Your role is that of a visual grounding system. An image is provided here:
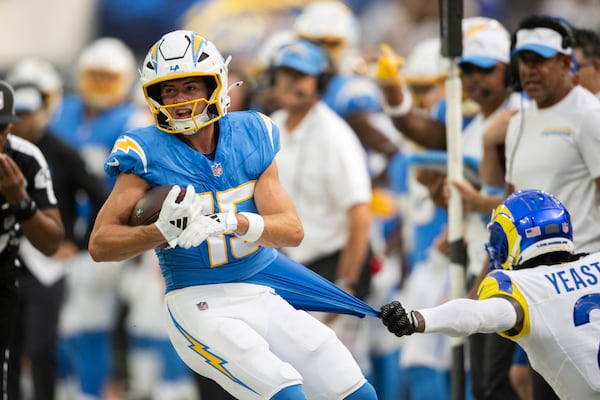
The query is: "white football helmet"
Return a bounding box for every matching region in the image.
[403,38,450,86]
[140,30,231,135]
[6,57,63,113]
[461,17,511,66]
[293,1,359,66]
[77,37,136,110]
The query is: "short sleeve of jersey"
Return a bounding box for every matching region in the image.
[241,112,280,176]
[323,75,382,117]
[104,127,155,180]
[477,270,531,338]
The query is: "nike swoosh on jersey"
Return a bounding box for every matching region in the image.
[106,158,120,167]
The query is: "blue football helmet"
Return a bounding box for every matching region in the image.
[485,189,574,270]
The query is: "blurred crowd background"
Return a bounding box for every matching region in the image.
[2,1,600,400]
[1,0,599,87]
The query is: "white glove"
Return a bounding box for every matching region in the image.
[177,210,238,249]
[154,185,197,248]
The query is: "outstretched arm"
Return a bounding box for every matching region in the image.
[376,44,447,150]
[381,297,519,338]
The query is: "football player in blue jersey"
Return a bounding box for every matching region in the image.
[380,189,600,400]
[89,30,379,400]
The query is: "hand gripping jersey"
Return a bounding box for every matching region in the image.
[105,111,279,291]
[478,254,600,400]
[105,111,379,319]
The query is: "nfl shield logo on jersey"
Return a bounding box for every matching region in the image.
[211,162,223,177]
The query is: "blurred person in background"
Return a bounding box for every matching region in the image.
[293,0,402,172]
[269,37,374,390]
[48,37,152,400]
[6,58,63,118]
[246,29,297,115]
[292,5,404,396]
[5,58,108,400]
[573,27,600,98]
[0,79,65,399]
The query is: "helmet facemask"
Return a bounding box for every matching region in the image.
[144,74,223,135]
[485,206,522,270]
[140,31,232,135]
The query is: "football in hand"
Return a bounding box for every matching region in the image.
[129,185,186,226]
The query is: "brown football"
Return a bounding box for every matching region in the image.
[129,185,186,226]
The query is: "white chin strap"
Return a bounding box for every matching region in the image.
[171,107,212,136]
[149,97,213,134]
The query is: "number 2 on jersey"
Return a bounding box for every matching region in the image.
[573,293,600,369]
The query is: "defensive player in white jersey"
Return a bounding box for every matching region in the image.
[88,30,378,400]
[380,189,600,400]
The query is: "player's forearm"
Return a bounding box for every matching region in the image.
[20,208,65,256]
[471,192,504,215]
[480,141,506,188]
[251,213,304,248]
[345,112,400,156]
[417,297,517,337]
[89,224,165,261]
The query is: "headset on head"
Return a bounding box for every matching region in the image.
[555,17,576,49]
[508,16,575,92]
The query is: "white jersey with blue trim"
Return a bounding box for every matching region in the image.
[478,254,600,400]
[104,111,279,291]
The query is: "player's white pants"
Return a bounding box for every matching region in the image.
[164,283,367,400]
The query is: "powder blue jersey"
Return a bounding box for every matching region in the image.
[105,111,280,291]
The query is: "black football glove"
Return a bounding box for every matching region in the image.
[380,300,416,337]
